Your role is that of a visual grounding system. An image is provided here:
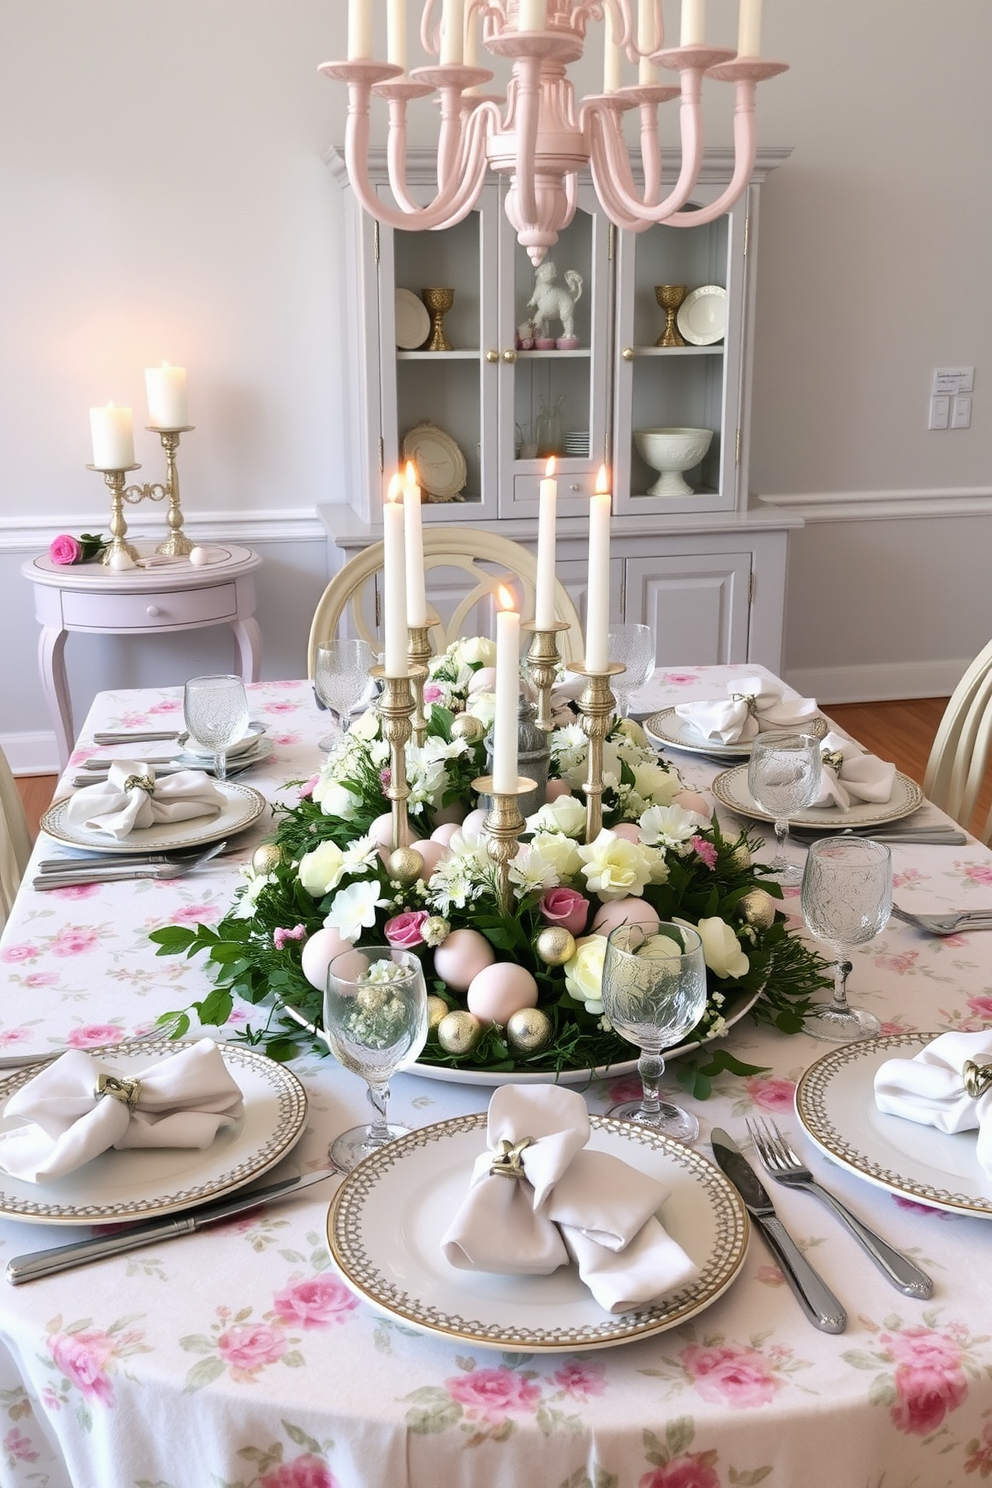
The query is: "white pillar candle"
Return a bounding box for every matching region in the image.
[89,402,134,469]
[517,0,547,29]
[492,586,520,794]
[145,363,188,429]
[603,23,623,92]
[383,475,408,677]
[535,456,558,630]
[403,461,427,629]
[464,0,478,66]
[348,0,374,59]
[680,0,706,45]
[387,0,407,69]
[737,0,761,56]
[638,0,659,84]
[440,0,465,63]
[584,466,612,672]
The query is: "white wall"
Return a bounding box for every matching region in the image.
[1,1,990,766]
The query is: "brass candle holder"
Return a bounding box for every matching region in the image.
[88,425,195,564]
[372,667,418,852]
[572,661,627,843]
[407,624,433,747]
[522,620,570,732]
[472,774,537,915]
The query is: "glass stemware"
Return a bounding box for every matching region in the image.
[608,623,655,719]
[323,946,429,1171]
[801,836,891,1042]
[747,730,823,885]
[314,639,373,752]
[182,674,249,781]
[600,920,707,1142]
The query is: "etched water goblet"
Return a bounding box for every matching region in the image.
[422,287,454,351]
[323,946,429,1171]
[182,674,249,781]
[747,730,823,885]
[654,284,688,346]
[608,623,655,719]
[314,639,373,752]
[801,836,891,1042]
[601,920,708,1142]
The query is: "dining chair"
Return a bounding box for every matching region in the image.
[0,745,32,932]
[923,636,992,843]
[307,525,584,676]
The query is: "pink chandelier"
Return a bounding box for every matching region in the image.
[321,1,787,264]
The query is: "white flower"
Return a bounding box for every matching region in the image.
[298,840,347,896]
[340,833,380,878]
[455,636,497,668]
[577,830,658,901]
[349,708,381,741]
[526,794,586,838]
[675,915,750,979]
[508,843,559,895]
[324,880,388,942]
[464,690,496,730]
[527,831,584,880]
[631,760,681,807]
[615,718,649,748]
[312,779,363,820]
[562,934,608,1014]
[638,803,706,850]
[231,867,276,919]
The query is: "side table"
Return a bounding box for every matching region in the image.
[22,543,263,767]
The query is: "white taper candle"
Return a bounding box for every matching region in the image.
[737,0,762,56]
[347,0,374,59]
[440,0,465,63]
[638,0,659,84]
[387,0,407,68]
[403,461,427,629]
[584,467,612,673]
[535,456,558,631]
[383,474,408,677]
[680,0,706,46]
[493,586,520,794]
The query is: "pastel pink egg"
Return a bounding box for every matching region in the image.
[467,963,539,1025]
[674,790,712,819]
[590,897,660,937]
[611,822,641,842]
[433,928,496,992]
[410,839,448,878]
[369,811,408,848]
[546,779,573,800]
[460,807,489,839]
[300,926,354,991]
[468,667,497,694]
[431,821,461,846]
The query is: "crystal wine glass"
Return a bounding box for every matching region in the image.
[600,920,708,1142]
[608,623,655,719]
[182,674,249,781]
[747,730,823,885]
[323,946,429,1171]
[314,639,373,752]
[800,836,891,1042]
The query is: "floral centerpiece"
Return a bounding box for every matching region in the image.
[151,639,829,1092]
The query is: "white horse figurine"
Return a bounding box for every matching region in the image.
[526,261,583,344]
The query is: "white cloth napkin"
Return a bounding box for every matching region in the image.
[64,760,227,840]
[813,730,896,810]
[0,1038,245,1183]
[874,1030,992,1179]
[673,676,819,744]
[440,1086,699,1313]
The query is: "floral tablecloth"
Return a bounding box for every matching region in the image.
[1,667,992,1488]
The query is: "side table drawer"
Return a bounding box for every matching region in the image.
[61,582,239,632]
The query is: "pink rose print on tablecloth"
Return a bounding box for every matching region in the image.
[50,926,101,957]
[217,1323,289,1378]
[147,698,182,715]
[182,1301,306,1391]
[445,1367,543,1425]
[169,902,224,927]
[548,1360,607,1401]
[640,1456,721,1488]
[262,700,302,715]
[964,1420,992,1477]
[48,883,102,900]
[2,1427,39,1467]
[845,1317,975,1437]
[960,863,992,887]
[43,1317,151,1413]
[658,672,701,687]
[874,950,920,975]
[743,1075,796,1112]
[271,733,302,746]
[678,1343,784,1407]
[0,943,40,965]
[967,993,992,1021]
[66,1024,125,1048]
[260,1455,339,1488]
[638,1421,761,1488]
[270,1276,359,1330]
[893,868,927,889]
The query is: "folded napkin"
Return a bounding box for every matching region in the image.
[673,676,819,745]
[440,1086,699,1313]
[874,1031,992,1179]
[0,1038,244,1183]
[813,730,896,810]
[64,760,227,840]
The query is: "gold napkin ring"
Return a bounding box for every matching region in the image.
[730,692,759,716]
[490,1136,534,1179]
[962,1059,992,1099]
[122,774,155,794]
[821,749,844,773]
[96,1073,142,1111]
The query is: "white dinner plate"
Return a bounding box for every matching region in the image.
[644,708,828,760]
[327,1112,748,1351]
[0,1040,308,1224]
[676,285,727,345]
[795,1033,992,1218]
[711,765,923,831]
[40,781,267,855]
[179,721,267,760]
[173,739,274,775]
[395,288,430,350]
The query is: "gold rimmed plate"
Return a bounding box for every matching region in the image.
[327,1112,748,1352]
[711,765,923,831]
[645,708,828,760]
[41,781,267,855]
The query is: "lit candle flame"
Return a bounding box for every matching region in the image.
[497,583,517,611]
[545,455,556,477]
[595,463,611,496]
[386,471,404,504]
[404,459,420,491]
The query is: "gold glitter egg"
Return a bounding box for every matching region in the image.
[535,927,576,966]
[728,843,752,872]
[506,1007,552,1053]
[386,846,425,883]
[450,713,485,745]
[738,889,776,930]
[437,1010,482,1055]
[251,843,283,875]
[426,995,449,1032]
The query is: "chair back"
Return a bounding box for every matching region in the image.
[924,637,992,842]
[308,526,583,676]
[0,747,32,932]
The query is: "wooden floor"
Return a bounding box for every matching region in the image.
[13,696,953,840]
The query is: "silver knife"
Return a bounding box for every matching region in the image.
[6,1169,337,1284]
[711,1128,846,1333]
[92,731,181,745]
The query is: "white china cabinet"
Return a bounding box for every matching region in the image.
[320,146,800,671]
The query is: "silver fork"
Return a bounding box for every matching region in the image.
[32,839,228,890]
[890,904,992,935]
[746,1118,933,1298]
[0,1015,187,1071]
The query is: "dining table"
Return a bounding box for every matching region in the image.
[1,664,991,1488]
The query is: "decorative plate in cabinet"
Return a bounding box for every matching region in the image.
[402,423,468,502]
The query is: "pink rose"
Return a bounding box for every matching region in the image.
[50,927,100,957]
[445,1367,542,1424]
[963,864,992,885]
[551,1361,606,1399]
[967,994,992,1019]
[170,903,223,926]
[0,944,38,964]
[680,1343,781,1407]
[299,774,319,798]
[423,683,444,704]
[49,534,82,565]
[744,1075,796,1112]
[882,1326,962,1374]
[384,910,429,949]
[50,1330,117,1406]
[539,886,590,936]
[217,1322,288,1372]
[260,1456,338,1488]
[271,1275,359,1329]
[2,1427,39,1464]
[67,1024,124,1048]
[891,1362,968,1435]
[639,1453,720,1488]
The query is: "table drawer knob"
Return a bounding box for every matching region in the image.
[146,605,161,617]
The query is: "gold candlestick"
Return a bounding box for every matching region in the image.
[407,625,433,747]
[153,427,195,557]
[572,661,627,843]
[88,465,142,565]
[88,424,195,563]
[372,667,417,851]
[472,774,536,915]
[522,620,570,733]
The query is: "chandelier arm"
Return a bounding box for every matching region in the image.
[639,101,662,204]
[512,53,542,232]
[661,79,757,227]
[561,170,579,231]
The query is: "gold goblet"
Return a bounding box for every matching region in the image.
[655,284,688,347]
[422,287,455,351]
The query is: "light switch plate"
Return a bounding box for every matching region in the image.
[929,395,950,430]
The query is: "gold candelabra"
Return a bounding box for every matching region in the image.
[522,620,570,733]
[88,425,195,564]
[372,668,418,852]
[407,625,433,747]
[573,661,627,843]
[471,774,536,916]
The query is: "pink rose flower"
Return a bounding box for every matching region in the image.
[880,1327,968,1435]
[384,910,429,948]
[273,924,307,951]
[680,1343,781,1407]
[445,1367,542,1424]
[744,1075,796,1112]
[639,1453,721,1488]
[691,837,718,870]
[539,886,590,936]
[259,1456,338,1488]
[148,699,182,714]
[299,774,319,799]
[50,927,100,957]
[0,944,38,963]
[2,1427,38,1464]
[967,994,992,1019]
[963,864,992,885]
[217,1322,288,1372]
[271,1275,359,1329]
[50,1330,117,1406]
[423,683,444,704]
[20,972,59,988]
[49,534,82,565]
[169,903,222,926]
[50,883,102,899]
[67,1024,124,1048]
[551,1361,606,1400]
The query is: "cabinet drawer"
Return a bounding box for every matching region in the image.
[512,468,599,505]
[62,583,239,632]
